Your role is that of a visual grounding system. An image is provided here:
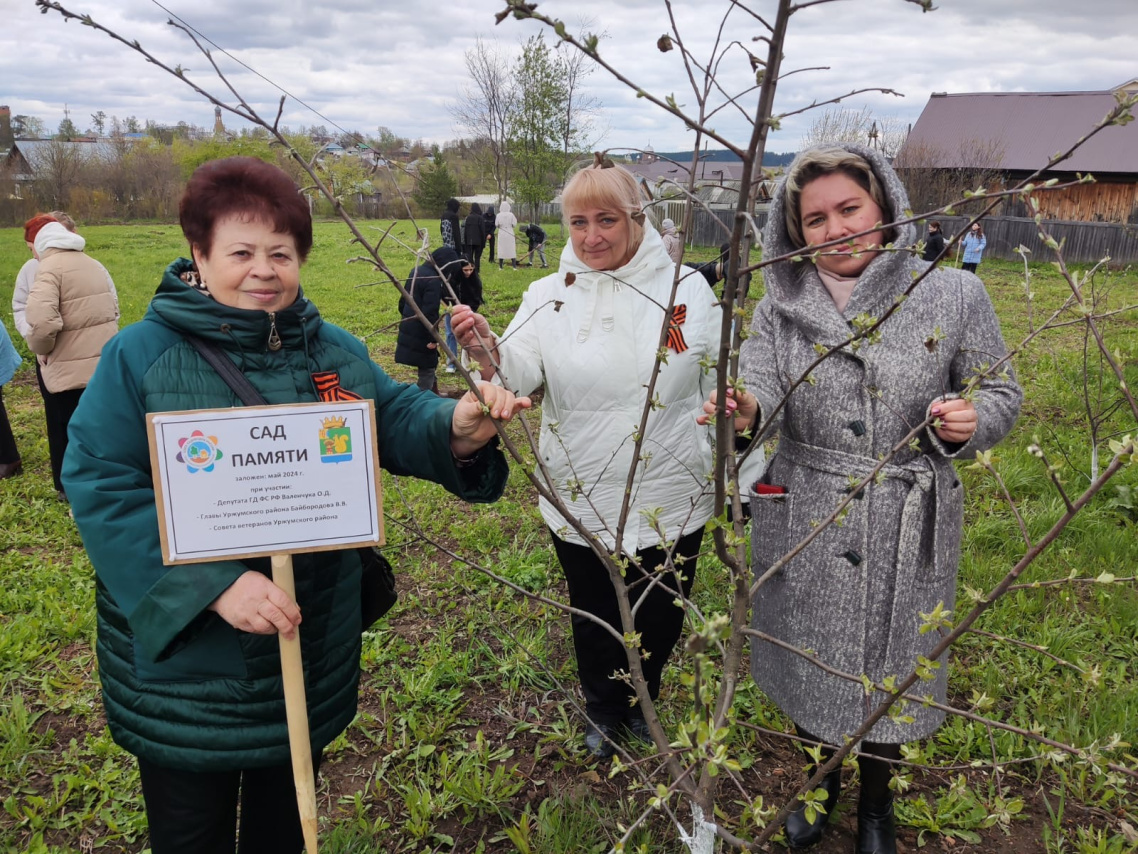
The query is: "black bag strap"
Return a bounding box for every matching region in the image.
[184,335,268,407]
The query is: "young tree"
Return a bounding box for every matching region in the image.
[453,37,517,200]
[510,33,567,221]
[893,136,1007,216]
[29,138,87,207]
[554,22,606,156]
[12,114,47,138]
[800,104,908,158]
[55,116,80,141]
[412,155,458,218]
[89,110,108,136]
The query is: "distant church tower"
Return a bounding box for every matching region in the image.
[213,106,226,137]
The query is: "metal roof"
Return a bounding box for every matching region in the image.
[9,139,126,165]
[898,90,1138,174]
[630,158,746,186]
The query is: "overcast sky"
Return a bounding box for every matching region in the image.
[2,0,1135,154]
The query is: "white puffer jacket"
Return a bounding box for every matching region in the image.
[494,225,757,552]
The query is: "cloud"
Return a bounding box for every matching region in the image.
[2,0,1133,153]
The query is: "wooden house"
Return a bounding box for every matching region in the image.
[896,80,1138,223]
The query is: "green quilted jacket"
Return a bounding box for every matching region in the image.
[62,259,507,771]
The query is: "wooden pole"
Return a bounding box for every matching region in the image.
[271,553,319,853]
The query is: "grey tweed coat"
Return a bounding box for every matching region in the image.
[740,143,1022,745]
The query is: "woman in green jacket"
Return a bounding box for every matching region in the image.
[62,157,529,854]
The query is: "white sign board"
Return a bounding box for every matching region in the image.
[147,401,382,564]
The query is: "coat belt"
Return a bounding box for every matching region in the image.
[777,437,939,576]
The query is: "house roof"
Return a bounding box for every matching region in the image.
[899,90,1138,174]
[630,158,745,186]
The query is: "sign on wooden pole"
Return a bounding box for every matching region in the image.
[146,399,384,853]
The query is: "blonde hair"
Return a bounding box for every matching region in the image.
[783,147,893,249]
[561,164,646,253]
[48,210,77,232]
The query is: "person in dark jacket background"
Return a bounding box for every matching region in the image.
[463,203,487,273]
[457,259,483,315]
[483,205,497,264]
[396,247,466,391]
[922,220,946,263]
[62,158,528,854]
[684,241,731,291]
[440,197,462,252]
[522,222,548,268]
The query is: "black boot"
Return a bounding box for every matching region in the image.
[784,727,841,848]
[583,721,618,759]
[499,259,503,270]
[623,707,652,743]
[857,745,899,854]
[785,768,841,848]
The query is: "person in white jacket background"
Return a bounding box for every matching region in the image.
[453,161,759,758]
[12,211,119,498]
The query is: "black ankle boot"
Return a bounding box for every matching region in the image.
[857,792,895,854]
[583,722,618,759]
[623,708,652,743]
[784,767,841,848]
[857,744,899,854]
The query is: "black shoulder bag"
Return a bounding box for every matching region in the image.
[184,335,398,631]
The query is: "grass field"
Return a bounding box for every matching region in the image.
[1,220,1136,853]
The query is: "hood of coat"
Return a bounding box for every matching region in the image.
[35,222,85,255]
[430,246,466,289]
[761,142,918,344]
[499,201,511,214]
[556,222,674,343]
[559,219,671,282]
[149,258,322,351]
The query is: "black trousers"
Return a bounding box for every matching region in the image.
[962,261,979,273]
[550,527,703,725]
[37,362,84,493]
[137,753,322,854]
[0,387,19,465]
[464,242,485,273]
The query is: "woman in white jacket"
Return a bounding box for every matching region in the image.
[454,161,747,758]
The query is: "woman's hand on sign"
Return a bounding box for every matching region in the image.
[450,381,531,458]
[209,570,302,639]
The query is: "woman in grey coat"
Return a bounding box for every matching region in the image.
[707,144,1021,853]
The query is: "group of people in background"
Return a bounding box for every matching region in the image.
[3,211,119,498]
[396,196,552,387]
[2,147,1018,854]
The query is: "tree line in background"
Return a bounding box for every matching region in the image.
[6,69,1009,230]
[3,28,603,227]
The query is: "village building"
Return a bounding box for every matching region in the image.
[897,80,1138,224]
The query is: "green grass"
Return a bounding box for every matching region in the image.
[1,223,1136,852]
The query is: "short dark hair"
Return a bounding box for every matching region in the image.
[179,157,313,262]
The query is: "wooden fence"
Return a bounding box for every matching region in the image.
[927,216,1138,265]
[667,205,1138,264]
[527,201,1138,265]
